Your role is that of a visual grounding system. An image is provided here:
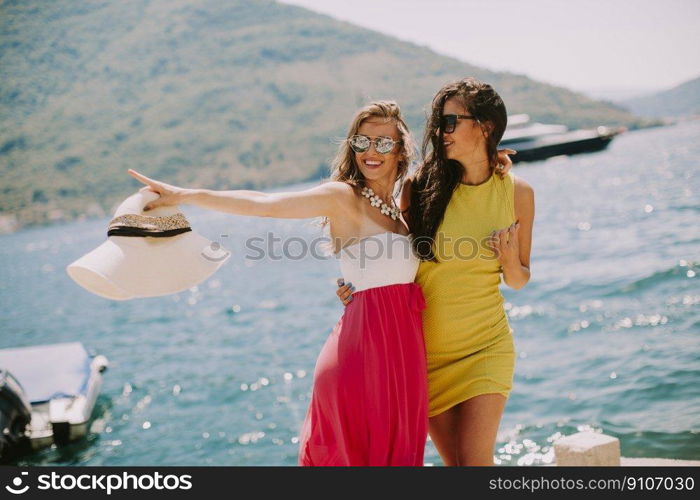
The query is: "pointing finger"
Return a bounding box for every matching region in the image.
[128,169,155,186]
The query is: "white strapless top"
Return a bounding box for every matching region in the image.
[337,232,419,292]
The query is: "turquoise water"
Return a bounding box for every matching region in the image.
[1,121,698,466]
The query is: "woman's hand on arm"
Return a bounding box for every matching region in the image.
[488,176,534,289]
[127,169,350,219]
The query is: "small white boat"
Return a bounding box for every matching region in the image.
[0,342,108,461]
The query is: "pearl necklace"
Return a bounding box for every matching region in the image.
[361,186,400,221]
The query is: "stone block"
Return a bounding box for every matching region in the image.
[554,432,621,466]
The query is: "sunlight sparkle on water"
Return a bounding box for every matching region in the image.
[237,431,265,445]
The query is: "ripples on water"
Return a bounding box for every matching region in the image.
[1,121,698,465]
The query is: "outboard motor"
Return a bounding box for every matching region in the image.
[0,368,32,462]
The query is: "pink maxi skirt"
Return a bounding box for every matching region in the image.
[298,282,428,466]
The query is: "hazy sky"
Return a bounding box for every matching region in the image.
[281,0,699,98]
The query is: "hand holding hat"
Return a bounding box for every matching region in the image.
[127,169,191,211]
[65,173,231,301]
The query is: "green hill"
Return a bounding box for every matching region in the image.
[0,0,649,232]
[620,76,700,118]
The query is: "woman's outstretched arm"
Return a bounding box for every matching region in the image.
[127,169,351,220]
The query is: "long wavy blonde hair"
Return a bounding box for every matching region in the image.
[321,100,415,228]
[330,101,415,189]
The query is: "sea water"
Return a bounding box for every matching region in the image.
[1,120,698,465]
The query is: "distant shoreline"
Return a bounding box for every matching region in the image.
[1,119,694,237]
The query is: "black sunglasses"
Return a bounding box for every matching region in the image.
[348,135,401,154]
[440,114,476,134]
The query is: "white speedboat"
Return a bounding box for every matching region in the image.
[0,342,108,461]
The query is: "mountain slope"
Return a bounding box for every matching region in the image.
[0,0,648,231]
[620,76,700,118]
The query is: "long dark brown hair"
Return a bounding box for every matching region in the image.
[408,77,507,261]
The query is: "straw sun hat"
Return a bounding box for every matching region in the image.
[66,190,230,300]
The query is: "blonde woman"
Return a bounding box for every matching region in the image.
[128,101,429,466]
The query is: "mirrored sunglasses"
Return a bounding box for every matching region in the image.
[348,135,401,154]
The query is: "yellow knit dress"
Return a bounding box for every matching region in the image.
[415,170,517,417]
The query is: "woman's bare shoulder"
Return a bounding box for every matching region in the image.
[512,175,535,220]
[312,180,358,205]
[512,175,534,198]
[320,180,358,197]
